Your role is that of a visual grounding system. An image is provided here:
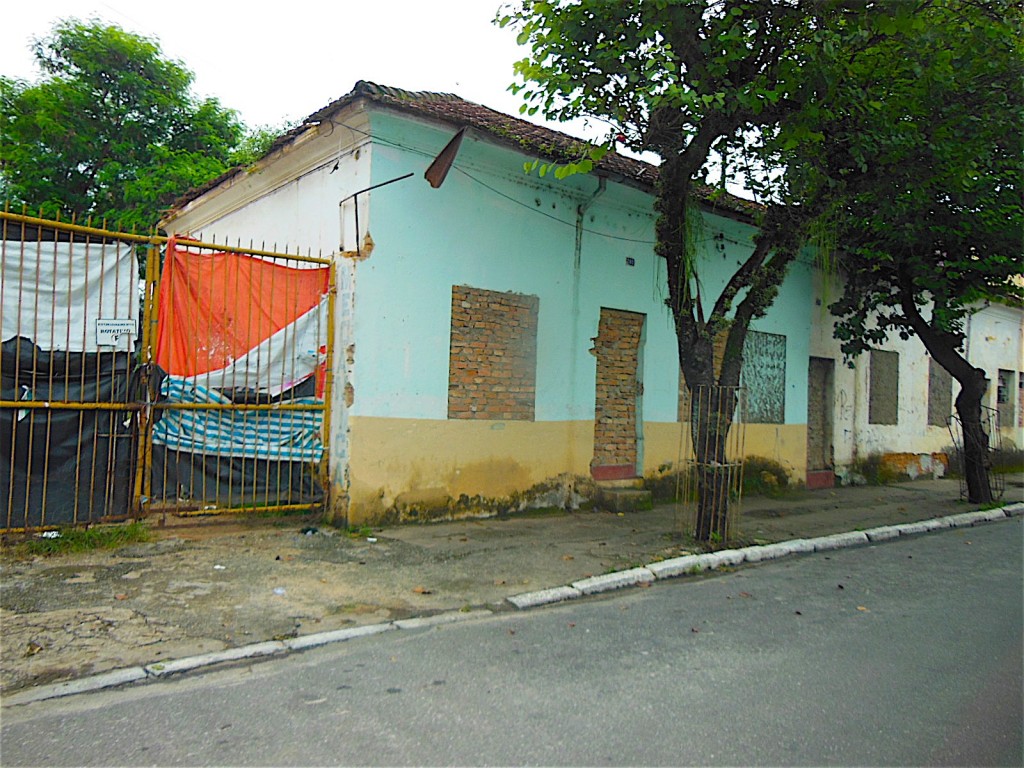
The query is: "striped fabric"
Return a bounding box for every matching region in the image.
[152,378,323,462]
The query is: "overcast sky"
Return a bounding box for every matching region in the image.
[2,0,613,143]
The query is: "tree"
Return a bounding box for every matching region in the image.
[794,1,1023,503]
[500,0,908,541]
[0,19,244,230]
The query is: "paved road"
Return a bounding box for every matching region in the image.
[3,519,1021,766]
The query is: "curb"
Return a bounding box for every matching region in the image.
[1,608,492,708]
[506,503,1018,609]
[4,502,1019,708]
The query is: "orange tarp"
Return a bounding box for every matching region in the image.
[154,239,329,378]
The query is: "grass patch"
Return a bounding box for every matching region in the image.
[8,521,150,557]
[345,524,375,539]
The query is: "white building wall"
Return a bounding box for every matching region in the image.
[809,266,1023,473]
[160,115,375,517]
[965,303,1024,449]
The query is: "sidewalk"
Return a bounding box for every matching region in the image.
[2,474,1021,703]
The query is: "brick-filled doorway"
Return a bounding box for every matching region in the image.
[591,308,645,480]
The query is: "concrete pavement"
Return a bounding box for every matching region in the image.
[2,474,1021,706]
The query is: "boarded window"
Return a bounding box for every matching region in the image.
[741,331,786,424]
[448,286,538,421]
[1019,375,1023,429]
[996,369,1015,428]
[868,349,899,425]
[927,358,953,427]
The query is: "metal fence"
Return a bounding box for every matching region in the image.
[947,405,1005,503]
[1,211,335,532]
[674,385,748,541]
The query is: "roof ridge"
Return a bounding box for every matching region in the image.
[165,81,763,221]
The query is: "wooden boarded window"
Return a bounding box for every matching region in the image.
[448,286,538,421]
[676,329,784,423]
[927,357,953,427]
[741,331,786,424]
[996,369,1015,428]
[869,349,899,425]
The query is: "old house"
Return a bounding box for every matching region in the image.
[160,81,1020,523]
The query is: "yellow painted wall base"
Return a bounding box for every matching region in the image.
[346,417,810,524]
[643,422,808,479]
[347,417,593,522]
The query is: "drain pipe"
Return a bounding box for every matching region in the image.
[567,177,606,480]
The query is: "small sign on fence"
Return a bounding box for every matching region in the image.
[95,318,137,347]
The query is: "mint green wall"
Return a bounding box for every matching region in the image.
[351,108,812,425]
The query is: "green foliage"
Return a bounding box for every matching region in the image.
[345,524,375,539]
[8,521,150,557]
[230,122,295,167]
[0,19,244,228]
[499,1,906,541]
[741,456,791,497]
[805,1,1024,361]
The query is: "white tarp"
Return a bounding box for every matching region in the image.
[180,298,327,397]
[1,239,139,352]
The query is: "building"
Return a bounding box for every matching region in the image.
[161,81,1021,523]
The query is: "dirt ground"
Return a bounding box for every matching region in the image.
[2,475,1020,695]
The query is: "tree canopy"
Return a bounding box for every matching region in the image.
[502,0,1021,527]
[813,2,1023,354]
[803,1,1023,502]
[0,19,246,229]
[501,0,911,538]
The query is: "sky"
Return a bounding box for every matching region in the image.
[1,0,614,145]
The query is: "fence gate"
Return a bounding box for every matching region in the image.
[1,212,335,532]
[1,214,145,530]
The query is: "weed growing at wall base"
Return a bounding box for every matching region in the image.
[6,521,150,557]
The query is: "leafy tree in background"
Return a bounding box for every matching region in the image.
[792,2,1023,503]
[0,19,245,230]
[500,0,913,541]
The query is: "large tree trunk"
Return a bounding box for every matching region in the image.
[689,385,737,541]
[656,150,736,542]
[896,291,993,504]
[953,367,994,505]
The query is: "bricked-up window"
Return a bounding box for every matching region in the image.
[927,357,953,427]
[448,286,538,421]
[868,349,899,425]
[741,330,786,423]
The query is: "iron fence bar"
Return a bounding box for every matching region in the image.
[2,211,334,529]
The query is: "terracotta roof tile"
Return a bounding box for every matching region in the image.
[166,80,761,220]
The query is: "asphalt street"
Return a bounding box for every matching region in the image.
[2,518,1021,766]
